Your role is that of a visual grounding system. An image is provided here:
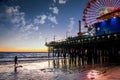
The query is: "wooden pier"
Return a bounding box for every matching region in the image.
[46,33,120,64]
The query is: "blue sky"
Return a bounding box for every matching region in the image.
[0,0,88,52]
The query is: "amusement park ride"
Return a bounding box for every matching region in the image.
[82,0,120,36]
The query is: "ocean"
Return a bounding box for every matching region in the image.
[0,52,52,62]
[0,52,120,80]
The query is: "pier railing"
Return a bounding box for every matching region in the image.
[46,33,120,47]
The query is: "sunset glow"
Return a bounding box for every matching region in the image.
[0,0,88,52]
[0,47,48,52]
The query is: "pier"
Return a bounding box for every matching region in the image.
[45,1,120,64]
[46,32,120,64]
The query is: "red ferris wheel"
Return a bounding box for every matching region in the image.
[83,0,120,28]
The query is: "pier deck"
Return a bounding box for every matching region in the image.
[46,33,120,64]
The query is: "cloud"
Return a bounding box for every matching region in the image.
[34,18,40,24]
[16,30,42,41]
[58,0,68,4]
[48,15,58,24]
[18,24,40,41]
[33,26,39,31]
[20,23,39,33]
[34,14,58,26]
[2,5,41,41]
[53,0,56,3]
[49,6,59,14]
[53,0,68,4]
[0,4,45,48]
[5,6,40,33]
[68,17,75,32]
[5,6,26,27]
[6,6,20,14]
[12,13,26,26]
[34,14,47,25]
[0,4,57,43]
[39,15,47,24]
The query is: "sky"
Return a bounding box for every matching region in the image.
[0,0,88,52]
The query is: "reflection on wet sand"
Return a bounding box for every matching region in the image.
[14,66,17,73]
[0,56,120,80]
[47,56,120,80]
[87,70,101,80]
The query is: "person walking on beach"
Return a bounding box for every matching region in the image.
[14,56,18,67]
[14,56,18,73]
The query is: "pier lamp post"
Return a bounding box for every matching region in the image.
[66,31,69,39]
[53,35,56,41]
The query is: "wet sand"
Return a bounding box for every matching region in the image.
[0,59,120,80]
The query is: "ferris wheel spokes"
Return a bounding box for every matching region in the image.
[83,0,120,28]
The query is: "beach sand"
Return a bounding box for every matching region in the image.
[0,59,120,80]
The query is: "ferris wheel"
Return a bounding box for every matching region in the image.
[83,0,120,28]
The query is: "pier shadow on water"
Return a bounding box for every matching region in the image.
[46,53,120,80]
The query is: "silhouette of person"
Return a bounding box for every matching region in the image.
[14,56,18,67]
[14,56,18,73]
